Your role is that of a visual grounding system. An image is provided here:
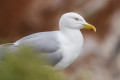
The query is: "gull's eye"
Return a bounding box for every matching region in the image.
[74,18,79,20]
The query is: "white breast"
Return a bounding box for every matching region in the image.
[54,31,83,70]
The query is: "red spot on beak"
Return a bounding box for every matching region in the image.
[90,29,93,31]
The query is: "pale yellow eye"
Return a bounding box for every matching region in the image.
[74,18,79,20]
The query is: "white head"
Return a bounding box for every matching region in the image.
[59,12,96,32]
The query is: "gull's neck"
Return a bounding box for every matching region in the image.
[59,26,83,40]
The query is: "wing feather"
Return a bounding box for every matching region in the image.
[13,31,63,65]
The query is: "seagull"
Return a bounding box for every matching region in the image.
[0,12,96,70]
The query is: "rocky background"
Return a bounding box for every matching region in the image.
[0,0,120,80]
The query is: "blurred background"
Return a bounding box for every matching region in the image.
[0,0,120,80]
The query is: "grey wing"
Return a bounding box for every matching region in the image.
[40,49,63,65]
[14,31,63,65]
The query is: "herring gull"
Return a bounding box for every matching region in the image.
[0,12,96,70]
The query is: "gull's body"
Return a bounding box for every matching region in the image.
[0,12,96,70]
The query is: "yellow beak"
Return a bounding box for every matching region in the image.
[82,24,96,32]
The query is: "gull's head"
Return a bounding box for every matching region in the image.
[59,12,96,32]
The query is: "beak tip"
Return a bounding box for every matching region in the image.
[94,29,96,32]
